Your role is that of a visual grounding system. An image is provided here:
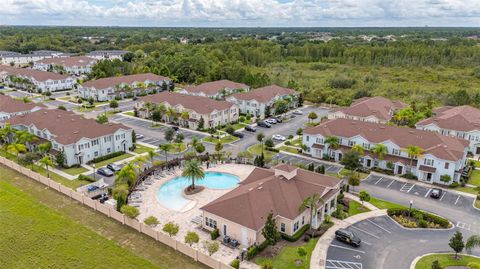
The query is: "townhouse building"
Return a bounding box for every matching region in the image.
[78,73,171,101]
[201,164,341,246]
[86,50,129,61]
[327,96,407,124]
[136,91,239,130]
[0,65,76,92]
[33,56,97,75]
[3,109,133,167]
[0,95,44,121]
[226,85,298,119]
[0,50,71,66]
[416,105,480,155]
[178,80,250,99]
[303,118,469,185]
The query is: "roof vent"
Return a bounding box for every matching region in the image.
[380,126,385,129]
[257,186,263,190]
[73,131,79,134]
[248,187,254,191]
[409,130,415,134]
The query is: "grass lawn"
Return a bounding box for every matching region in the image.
[455,186,479,195]
[123,111,135,116]
[256,238,318,269]
[60,165,89,176]
[348,200,371,216]
[247,144,277,161]
[415,254,480,269]
[469,169,480,186]
[222,123,247,131]
[169,143,187,153]
[339,168,370,180]
[94,153,134,168]
[475,199,480,209]
[134,144,156,154]
[279,145,301,154]
[369,197,407,210]
[203,135,239,144]
[0,165,206,269]
[290,138,303,147]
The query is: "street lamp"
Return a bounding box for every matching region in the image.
[409,200,413,217]
[93,163,96,181]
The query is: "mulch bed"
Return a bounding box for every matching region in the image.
[184,186,205,195]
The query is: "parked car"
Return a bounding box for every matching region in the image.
[107,163,122,172]
[232,132,244,138]
[265,118,277,124]
[135,133,145,139]
[87,185,99,192]
[97,167,114,177]
[335,229,361,247]
[292,110,303,115]
[257,121,271,128]
[272,134,286,141]
[430,188,443,199]
[132,96,138,101]
[272,117,283,123]
[244,125,256,132]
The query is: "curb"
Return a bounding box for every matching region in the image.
[410,253,480,269]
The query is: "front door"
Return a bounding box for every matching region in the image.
[366,159,372,168]
[78,156,83,164]
[397,166,403,175]
[476,147,480,155]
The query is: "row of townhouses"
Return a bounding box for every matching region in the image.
[0,50,71,65]
[0,65,76,92]
[178,80,250,99]
[0,95,44,121]
[33,56,98,76]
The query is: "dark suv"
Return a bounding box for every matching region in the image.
[244,125,256,132]
[257,121,271,128]
[335,229,361,247]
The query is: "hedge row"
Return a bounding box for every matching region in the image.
[89,151,125,164]
[281,224,310,242]
[387,208,450,228]
[246,240,269,260]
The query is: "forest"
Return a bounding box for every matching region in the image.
[2,26,480,112]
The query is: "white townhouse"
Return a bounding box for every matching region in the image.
[303,118,469,185]
[178,80,250,99]
[86,50,129,61]
[0,65,76,92]
[416,105,480,155]
[33,56,97,75]
[4,109,133,167]
[0,50,71,66]
[328,96,407,124]
[226,85,298,119]
[79,73,171,101]
[0,95,44,121]
[136,91,239,130]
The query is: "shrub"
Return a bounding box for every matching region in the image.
[329,75,356,89]
[467,262,480,269]
[120,205,140,218]
[449,182,460,188]
[89,151,124,164]
[285,141,291,146]
[239,116,246,123]
[303,235,311,242]
[418,219,428,228]
[281,224,310,242]
[431,260,441,269]
[203,240,219,256]
[144,216,159,226]
[246,240,269,260]
[230,259,240,269]
[210,228,220,240]
[401,172,418,180]
[77,174,95,182]
[184,231,200,246]
[163,222,179,237]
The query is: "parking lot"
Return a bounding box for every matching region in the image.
[273,152,342,173]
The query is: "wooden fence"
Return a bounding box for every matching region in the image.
[0,157,234,269]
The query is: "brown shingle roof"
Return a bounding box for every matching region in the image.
[140,92,236,114]
[0,65,71,82]
[6,109,131,145]
[0,95,43,113]
[416,105,480,132]
[201,165,340,230]
[334,96,406,121]
[231,85,296,103]
[35,56,97,67]
[304,118,469,161]
[184,80,249,96]
[82,73,170,90]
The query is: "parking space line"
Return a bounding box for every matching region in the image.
[326,166,336,172]
[366,219,391,234]
[329,244,366,254]
[350,226,380,239]
[326,259,363,269]
[386,179,395,188]
[406,184,415,193]
[400,182,408,191]
[454,195,461,205]
[440,192,447,201]
[425,189,432,198]
[374,177,384,185]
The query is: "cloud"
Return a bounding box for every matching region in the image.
[1,0,479,26]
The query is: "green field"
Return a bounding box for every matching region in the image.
[256,238,318,269]
[415,254,480,269]
[348,201,371,216]
[134,144,156,154]
[279,145,300,154]
[203,135,239,144]
[94,153,134,167]
[61,165,89,176]
[469,169,480,186]
[369,197,407,210]
[0,165,206,269]
[247,144,277,161]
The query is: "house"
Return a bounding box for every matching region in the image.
[0,50,71,66]
[226,85,298,119]
[201,164,341,246]
[303,118,469,185]
[136,92,239,130]
[327,96,407,124]
[179,80,250,99]
[416,105,480,155]
[78,73,171,101]
[0,95,44,121]
[33,56,97,75]
[0,65,76,92]
[3,109,133,167]
[86,50,129,61]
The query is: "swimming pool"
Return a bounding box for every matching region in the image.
[156,171,240,211]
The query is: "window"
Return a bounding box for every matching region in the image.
[301,216,305,225]
[293,221,299,232]
[444,162,449,169]
[316,137,323,144]
[306,136,309,142]
[348,140,356,146]
[363,143,370,150]
[424,158,434,166]
[94,151,99,157]
[280,223,285,233]
[330,199,335,208]
[392,148,400,155]
[205,217,217,229]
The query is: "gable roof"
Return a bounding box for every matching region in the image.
[230,85,296,103]
[82,73,169,90]
[184,80,249,96]
[333,96,406,121]
[304,118,469,161]
[416,105,480,132]
[0,95,44,114]
[35,56,97,67]
[201,164,340,230]
[140,91,236,114]
[0,65,71,82]
[6,109,131,145]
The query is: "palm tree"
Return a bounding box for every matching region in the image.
[38,142,52,157]
[116,162,138,187]
[299,193,324,234]
[351,144,365,155]
[466,235,480,254]
[166,107,177,123]
[257,133,265,155]
[189,137,199,153]
[371,144,388,167]
[181,111,189,127]
[404,145,424,167]
[147,150,158,167]
[7,143,26,160]
[112,184,129,211]
[15,130,36,144]
[182,159,205,190]
[159,143,172,163]
[0,123,14,145]
[156,104,167,122]
[39,155,54,178]
[324,136,340,158]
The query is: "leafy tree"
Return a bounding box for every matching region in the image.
[19,152,38,170]
[203,240,219,256]
[195,143,206,154]
[446,89,471,106]
[308,112,318,122]
[257,133,265,155]
[351,144,365,155]
[112,184,129,211]
[163,222,179,237]
[174,133,184,143]
[198,117,205,130]
[225,125,235,135]
[449,231,465,259]
[96,114,108,124]
[37,142,51,157]
[466,235,480,254]
[274,99,289,115]
[299,193,324,235]
[340,151,361,171]
[109,100,119,111]
[440,174,452,184]
[144,216,160,226]
[371,144,388,166]
[88,97,95,106]
[182,159,205,190]
[261,212,281,245]
[296,128,303,136]
[55,151,66,166]
[264,138,275,148]
[359,190,371,205]
[215,141,223,155]
[184,231,200,246]
[121,205,140,218]
[164,128,175,142]
[348,173,361,191]
[265,105,271,118]
[391,107,425,127]
[324,136,339,157]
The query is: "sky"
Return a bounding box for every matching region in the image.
[1,0,480,27]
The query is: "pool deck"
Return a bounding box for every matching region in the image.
[136,163,256,266]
